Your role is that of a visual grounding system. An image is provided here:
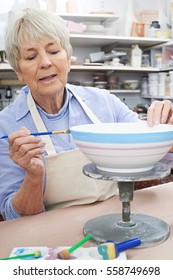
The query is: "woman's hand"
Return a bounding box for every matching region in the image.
[147,100,173,127]
[9,127,46,216]
[8,127,46,175]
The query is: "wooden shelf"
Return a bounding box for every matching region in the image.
[142,95,173,100]
[110,89,140,94]
[71,64,159,72]
[69,34,171,48]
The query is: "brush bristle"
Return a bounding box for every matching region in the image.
[57,249,70,260]
[98,243,116,260]
[34,251,41,258]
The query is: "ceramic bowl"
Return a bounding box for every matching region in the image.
[123,80,139,90]
[70,122,173,173]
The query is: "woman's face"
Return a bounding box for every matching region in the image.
[16,38,71,99]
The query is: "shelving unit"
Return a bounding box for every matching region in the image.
[66,14,171,108]
[0,12,172,109]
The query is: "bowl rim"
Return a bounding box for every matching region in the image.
[70,122,173,144]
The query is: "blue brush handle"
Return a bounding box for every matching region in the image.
[116,238,141,252]
[0,131,53,139]
[30,131,53,137]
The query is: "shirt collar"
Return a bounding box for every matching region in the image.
[15,85,73,121]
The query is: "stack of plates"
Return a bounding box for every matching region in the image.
[84,24,105,34]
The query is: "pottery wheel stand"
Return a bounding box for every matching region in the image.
[83,162,171,247]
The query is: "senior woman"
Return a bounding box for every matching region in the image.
[0,9,172,220]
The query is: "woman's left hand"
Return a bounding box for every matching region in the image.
[147,100,173,126]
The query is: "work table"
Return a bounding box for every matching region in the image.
[0,183,173,260]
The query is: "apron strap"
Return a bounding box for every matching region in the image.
[66,84,102,124]
[27,91,56,156]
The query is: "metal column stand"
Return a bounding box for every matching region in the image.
[83,162,171,247]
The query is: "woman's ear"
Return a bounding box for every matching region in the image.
[15,71,24,82]
[68,56,71,71]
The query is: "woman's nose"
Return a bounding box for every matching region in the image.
[39,53,52,68]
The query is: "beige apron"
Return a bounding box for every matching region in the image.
[27,85,118,210]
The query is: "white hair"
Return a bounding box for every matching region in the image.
[5,9,72,71]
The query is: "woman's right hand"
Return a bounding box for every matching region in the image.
[8,127,46,175]
[147,100,173,126]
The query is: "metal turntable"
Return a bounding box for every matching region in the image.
[83,162,170,247]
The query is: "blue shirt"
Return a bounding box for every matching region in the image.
[0,84,140,220]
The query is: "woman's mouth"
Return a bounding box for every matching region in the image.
[39,74,57,82]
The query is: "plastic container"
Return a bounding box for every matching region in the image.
[165,74,170,96]
[141,77,148,96]
[148,73,159,83]
[142,54,150,67]
[155,54,162,68]
[130,44,142,67]
[169,83,173,96]
[158,84,165,96]
[148,28,170,38]
[148,21,161,38]
[169,71,173,82]
[158,72,166,84]
[148,83,158,96]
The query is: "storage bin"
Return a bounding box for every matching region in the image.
[147,28,171,39]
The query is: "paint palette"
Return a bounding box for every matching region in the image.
[9,246,126,260]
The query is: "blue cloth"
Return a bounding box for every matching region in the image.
[0,84,140,220]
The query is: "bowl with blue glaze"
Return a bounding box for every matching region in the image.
[70,122,173,173]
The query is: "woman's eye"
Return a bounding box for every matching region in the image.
[50,50,59,55]
[27,55,36,61]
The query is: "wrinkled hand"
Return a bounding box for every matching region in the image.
[8,127,46,175]
[147,100,173,126]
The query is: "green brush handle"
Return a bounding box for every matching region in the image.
[0,250,41,260]
[68,234,93,253]
[0,253,35,260]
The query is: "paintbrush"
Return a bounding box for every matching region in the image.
[0,250,41,260]
[0,129,70,139]
[57,234,93,259]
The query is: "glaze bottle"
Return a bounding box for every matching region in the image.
[5,86,12,99]
[130,44,142,68]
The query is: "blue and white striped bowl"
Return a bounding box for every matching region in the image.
[70,122,173,173]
